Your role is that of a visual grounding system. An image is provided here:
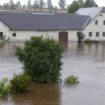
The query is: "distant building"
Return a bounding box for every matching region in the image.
[76,7,105,41]
[0,7,105,42]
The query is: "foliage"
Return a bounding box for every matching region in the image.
[39,0,45,10]
[68,0,98,13]
[47,0,53,12]
[27,0,31,11]
[65,75,79,85]
[0,35,10,43]
[16,36,64,83]
[77,32,85,43]
[84,0,97,7]
[67,1,80,13]
[0,78,11,97]
[9,0,16,10]
[10,74,31,92]
[33,0,40,10]
[58,0,66,9]
[85,38,91,43]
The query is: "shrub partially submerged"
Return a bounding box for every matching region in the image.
[65,75,79,85]
[10,74,31,92]
[0,78,11,97]
[16,36,64,83]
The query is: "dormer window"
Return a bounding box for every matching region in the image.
[95,20,98,25]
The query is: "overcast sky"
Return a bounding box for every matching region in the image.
[0,0,105,7]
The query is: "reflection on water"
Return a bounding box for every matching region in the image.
[0,84,60,105]
[1,42,105,105]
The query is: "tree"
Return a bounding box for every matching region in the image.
[3,3,10,10]
[78,0,84,4]
[84,0,97,7]
[54,6,58,13]
[9,0,16,10]
[16,1,21,8]
[47,0,53,12]
[68,1,80,13]
[27,0,32,12]
[39,0,45,11]
[33,0,39,11]
[77,32,85,43]
[59,0,66,9]
[68,0,98,13]
[78,0,84,7]
[16,36,64,83]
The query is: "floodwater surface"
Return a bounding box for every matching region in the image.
[0,42,105,105]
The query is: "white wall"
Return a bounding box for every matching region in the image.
[9,30,79,42]
[0,21,79,42]
[84,13,105,41]
[0,21,9,38]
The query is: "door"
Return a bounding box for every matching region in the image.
[59,31,68,42]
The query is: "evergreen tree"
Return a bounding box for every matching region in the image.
[16,1,21,8]
[39,0,45,11]
[59,0,66,9]
[47,0,53,12]
[54,6,58,13]
[9,0,16,10]
[27,0,32,11]
[33,0,39,11]
[3,3,10,10]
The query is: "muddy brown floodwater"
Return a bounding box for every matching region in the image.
[1,42,105,105]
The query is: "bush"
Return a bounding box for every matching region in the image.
[16,36,64,83]
[77,32,85,43]
[65,75,79,85]
[85,38,91,43]
[10,74,31,92]
[0,78,11,97]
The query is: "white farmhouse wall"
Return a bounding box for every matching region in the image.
[9,30,78,42]
[84,13,105,41]
[68,30,78,42]
[0,21,78,42]
[9,31,59,41]
[0,21,9,38]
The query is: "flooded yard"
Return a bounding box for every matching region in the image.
[0,42,105,105]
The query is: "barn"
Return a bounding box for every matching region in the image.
[0,12,90,42]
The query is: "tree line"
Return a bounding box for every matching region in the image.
[0,0,66,12]
[68,0,98,13]
[0,0,98,13]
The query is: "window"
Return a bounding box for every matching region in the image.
[103,20,105,25]
[100,14,102,17]
[96,32,99,37]
[103,32,105,37]
[95,20,98,25]
[0,32,3,37]
[89,32,92,37]
[12,33,16,37]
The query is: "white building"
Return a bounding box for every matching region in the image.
[0,7,105,42]
[76,7,105,41]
